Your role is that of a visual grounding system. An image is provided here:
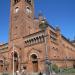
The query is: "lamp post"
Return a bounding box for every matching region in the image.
[39,19,51,75]
[65,56,67,68]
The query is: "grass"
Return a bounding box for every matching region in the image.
[61,68,75,73]
[51,63,75,73]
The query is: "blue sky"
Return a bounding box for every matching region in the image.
[0,0,75,43]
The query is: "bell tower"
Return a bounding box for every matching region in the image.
[10,0,34,41]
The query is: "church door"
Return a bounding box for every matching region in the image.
[32,61,38,72]
[31,54,38,72]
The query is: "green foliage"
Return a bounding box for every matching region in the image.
[49,64,75,73]
[2,72,9,75]
[62,68,75,73]
[52,64,59,73]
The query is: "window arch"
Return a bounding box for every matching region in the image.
[25,0,31,5]
[26,6,32,15]
[0,60,3,65]
[15,7,19,13]
[14,0,20,5]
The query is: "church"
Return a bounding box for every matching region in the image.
[0,0,75,74]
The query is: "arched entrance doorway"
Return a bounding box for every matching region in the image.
[31,54,38,72]
[14,52,18,71]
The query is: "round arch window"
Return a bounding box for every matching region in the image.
[15,7,19,13]
[26,6,32,14]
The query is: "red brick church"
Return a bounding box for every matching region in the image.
[0,0,75,73]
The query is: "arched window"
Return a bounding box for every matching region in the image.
[0,60,3,65]
[26,6,32,15]
[31,54,37,60]
[25,0,31,5]
[14,0,20,5]
[14,52,18,61]
[15,7,19,13]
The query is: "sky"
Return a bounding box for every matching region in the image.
[0,0,75,43]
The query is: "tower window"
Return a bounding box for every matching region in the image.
[15,7,19,13]
[25,0,31,5]
[26,6,32,14]
[14,0,20,5]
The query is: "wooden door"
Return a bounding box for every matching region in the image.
[32,61,38,72]
[0,65,3,72]
[14,60,18,71]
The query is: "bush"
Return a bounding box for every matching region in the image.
[52,64,59,73]
[2,72,8,75]
[62,68,75,73]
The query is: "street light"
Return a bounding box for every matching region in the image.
[65,56,67,68]
[39,19,51,75]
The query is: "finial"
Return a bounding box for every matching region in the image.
[56,25,60,31]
